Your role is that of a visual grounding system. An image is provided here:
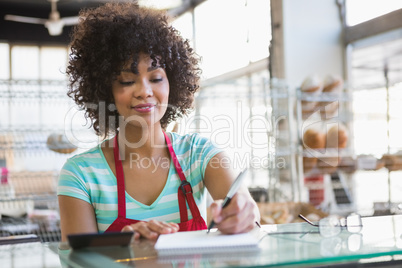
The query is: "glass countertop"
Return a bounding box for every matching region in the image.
[51,214,402,268]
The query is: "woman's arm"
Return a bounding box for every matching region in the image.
[204,152,260,234]
[58,195,98,242]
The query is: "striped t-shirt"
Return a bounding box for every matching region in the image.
[57,132,221,232]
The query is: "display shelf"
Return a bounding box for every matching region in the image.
[0,216,60,243]
[268,77,363,213]
[0,126,95,155]
[0,79,73,244]
[268,79,301,203]
[0,170,61,242]
[0,79,68,100]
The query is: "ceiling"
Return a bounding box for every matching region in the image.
[0,0,195,44]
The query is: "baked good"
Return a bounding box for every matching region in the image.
[338,156,357,174]
[322,74,343,93]
[317,157,340,174]
[303,157,317,174]
[303,128,326,149]
[326,123,348,148]
[319,75,343,119]
[302,128,326,173]
[258,202,293,224]
[318,100,339,120]
[381,153,402,171]
[317,123,348,174]
[46,133,77,154]
[300,75,323,118]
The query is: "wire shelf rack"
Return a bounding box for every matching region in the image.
[0,171,61,243]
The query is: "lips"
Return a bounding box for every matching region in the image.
[132,103,156,113]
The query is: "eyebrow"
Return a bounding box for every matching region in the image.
[120,65,161,73]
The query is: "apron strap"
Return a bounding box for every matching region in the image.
[163,132,202,221]
[114,136,126,218]
[113,132,202,222]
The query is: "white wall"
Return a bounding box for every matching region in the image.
[282,0,344,89]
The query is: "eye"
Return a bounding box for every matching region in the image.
[151,78,163,83]
[119,81,135,85]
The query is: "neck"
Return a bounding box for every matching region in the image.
[117,124,167,161]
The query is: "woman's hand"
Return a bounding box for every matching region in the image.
[121,220,179,240]
[209,189,260,234]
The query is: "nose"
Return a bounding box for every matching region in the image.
[133,79,153,99]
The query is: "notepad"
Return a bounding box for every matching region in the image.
[154,230,260,255]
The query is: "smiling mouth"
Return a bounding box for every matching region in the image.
[132,103,156,110]
[134,105,155,109]
[132,103,156,112]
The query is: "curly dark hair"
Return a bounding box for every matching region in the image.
[66,2,200,137]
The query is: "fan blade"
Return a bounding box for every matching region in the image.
[4,14,47,25]
[60,16,80,26]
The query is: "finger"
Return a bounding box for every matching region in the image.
[167,222,180,232]
[132,222,159,240]
[210,200,223,223]
[220,194,246,219]
[121,225,141,240]
[218,198,256,234]
[148,220,177,234]
[133,231,141,240]
[218,213,253,234]
[121,225,134,232]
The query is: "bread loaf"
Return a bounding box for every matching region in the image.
[322,74,343,93]
[319,75,343,119]
[381,154,402,171]
[317,123,348,174]
[303,128,326,149]
[326,123,348,148]
[300,75,323,118]
[302,128,325,173]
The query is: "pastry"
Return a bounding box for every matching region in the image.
[381,153,402,171]
[303,128,326,149]
[338,156,357,174]
[326,123,348,148]
[300,75,323,118]
[317,123,348,174]
[319,75,343,119]
[302,128,326,173]
[323,74,343,93]
[317,157,340,174]
[318,101,339,120]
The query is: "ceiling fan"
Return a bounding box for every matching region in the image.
[4,0,80,36]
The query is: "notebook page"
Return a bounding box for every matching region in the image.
[154,230,260,255]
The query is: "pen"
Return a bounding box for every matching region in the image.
[207,168,248,233]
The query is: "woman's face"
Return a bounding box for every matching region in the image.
[112,53,169,130]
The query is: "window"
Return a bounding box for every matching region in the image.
[172,0,272,188]
[346,0,402,26]
[194,0,270,79]
[11,46,40,80]
[0,44,9,79]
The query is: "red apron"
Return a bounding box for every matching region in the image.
[105,132,207,232]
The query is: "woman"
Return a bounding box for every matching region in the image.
[58,2,259,241]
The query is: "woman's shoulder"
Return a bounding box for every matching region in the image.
[169,132,209,145]
[168,132,219,156]
[64,140,108,168]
